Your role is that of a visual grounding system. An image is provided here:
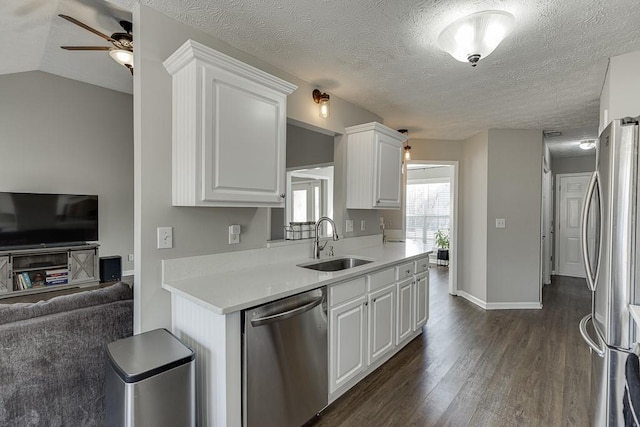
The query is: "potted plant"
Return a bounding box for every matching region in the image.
[434,229,450,266]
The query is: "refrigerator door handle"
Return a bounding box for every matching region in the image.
[581,170,600,292]
[580,313,605,357]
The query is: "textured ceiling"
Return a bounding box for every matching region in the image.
[545,126,599,158]
[0,0,132,94]
[6,0,640,147]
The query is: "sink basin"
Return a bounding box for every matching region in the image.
[299,257,373,272]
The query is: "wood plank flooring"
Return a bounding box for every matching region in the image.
[311,269,592,426]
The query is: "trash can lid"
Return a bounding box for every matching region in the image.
[106,328,195,383]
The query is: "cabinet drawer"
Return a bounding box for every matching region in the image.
[330,277,366,307]
[396,262,415,281]
[415,257,430,274]
[368,268,395,292]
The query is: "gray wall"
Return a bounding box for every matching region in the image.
[0,71,134,271]
[552,155,595,175]
[134,5,381,332]
[286,124,334,168]
[486,130,543,304]
[460,131,488,301]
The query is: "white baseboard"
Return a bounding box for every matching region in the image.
[456,291,487,309]
[455,291,542,310]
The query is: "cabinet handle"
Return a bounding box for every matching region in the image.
[364,301,368,306]
[373,298,377,303]
[376,199,380,204]
[280,193,286,199]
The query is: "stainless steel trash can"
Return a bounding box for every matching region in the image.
[105,328,195,427]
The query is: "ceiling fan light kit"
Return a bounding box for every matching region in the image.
[438,10,515,67]
[58,14,134,75]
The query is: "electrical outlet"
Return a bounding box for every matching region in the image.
[229,224,241,244]
[380,217,385,227]
[345,220,354,233]
[128,254,134,262]
[496,218,506,228]
[157,227,173,249]
[360,220,366,231]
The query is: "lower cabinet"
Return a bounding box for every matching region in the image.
[396,278,414,344]
[329,295,368,394]
[367,284,396,366]
[414,272,429,330]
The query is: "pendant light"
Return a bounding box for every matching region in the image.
[398,129,410,161]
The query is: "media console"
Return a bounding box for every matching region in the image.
[0,244,99,299]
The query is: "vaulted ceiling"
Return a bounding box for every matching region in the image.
[5,0,640,156]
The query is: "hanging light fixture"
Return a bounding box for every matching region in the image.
[312,89,330,118]
[438,10,515,67]
[398,129,411,161]
[109,49,134,73]
[579,139,596,150]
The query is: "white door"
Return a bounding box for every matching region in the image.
[542,168,553,285]
[556,173,590,277]
[414,273,429,330]
[368,284,396,366]
[329,296,367,394]
[396,278,413,345]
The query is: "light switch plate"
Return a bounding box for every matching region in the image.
[157,227,173,249]
[360,220,366,231]
[128,254,134,262]
[496,218,506,228]
[345,220,354,233]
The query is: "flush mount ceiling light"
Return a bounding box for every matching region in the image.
[312,89,330,118]
[438,10,515,67]
[398,129,411,161]
[579,139,597,150]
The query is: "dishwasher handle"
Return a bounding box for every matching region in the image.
[250,295,323,327]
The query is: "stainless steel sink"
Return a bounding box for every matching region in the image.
[299,257,373,272]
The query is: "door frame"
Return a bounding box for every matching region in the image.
[541,162,553,287]
[405,160,459,296]
[554,172,591,276]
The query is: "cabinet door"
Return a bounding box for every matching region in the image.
[414,273,429,330]
[201,67,286,206]
[0,256,9,293]
[330,296,367,394]
[69,249,97,284]
[374,134,402,208]
[396,278,413,345]
[368,284,396,366]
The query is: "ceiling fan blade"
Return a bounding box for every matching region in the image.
[61,46,112,51]
[58,14,116,43]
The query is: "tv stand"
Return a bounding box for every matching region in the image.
[0,244,99,299]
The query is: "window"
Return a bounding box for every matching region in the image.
[406,180,450,248]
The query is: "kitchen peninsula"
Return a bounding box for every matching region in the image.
[162,236,431,426]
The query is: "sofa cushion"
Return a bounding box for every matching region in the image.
[0,282,132,326]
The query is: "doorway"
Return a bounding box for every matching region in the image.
[405,161,458,295]
[555,173,591,277]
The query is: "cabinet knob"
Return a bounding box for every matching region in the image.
[406,269,411,274]
[422,264,427,268]
[373,298,377,303]
[364,301,368,306]
[280,193,286,199]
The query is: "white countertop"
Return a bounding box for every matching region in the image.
[162,240,431,315]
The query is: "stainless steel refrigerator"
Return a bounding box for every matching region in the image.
[579,116,640,426]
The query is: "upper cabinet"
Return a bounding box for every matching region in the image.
[345,122,406,209]
[164,40,297,207]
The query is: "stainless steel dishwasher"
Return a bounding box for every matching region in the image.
[242,287,327,427]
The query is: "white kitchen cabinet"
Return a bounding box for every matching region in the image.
[414,272,429,330]
[396,277,414,345]
[367,283,396,365]
[163,39,297,207]
[345,122,407,209]
[329,295,367,394]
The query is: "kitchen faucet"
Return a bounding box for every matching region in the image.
[313,217,339,259]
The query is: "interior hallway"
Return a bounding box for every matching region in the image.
[311,269,591,426]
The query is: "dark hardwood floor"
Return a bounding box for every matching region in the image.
[312,268,592,426]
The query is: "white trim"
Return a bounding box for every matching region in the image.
[456,291,487,309]
[456,291,543,310]
[122,269,135,277]
[406,160,458,296]
[485,302,543,310]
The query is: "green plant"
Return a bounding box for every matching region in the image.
[434,229,450,249]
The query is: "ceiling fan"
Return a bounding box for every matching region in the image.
[58,14,134,75]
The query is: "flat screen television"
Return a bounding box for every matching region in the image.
[0,192,98,249]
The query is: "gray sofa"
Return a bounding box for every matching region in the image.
[0,283,133,426]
